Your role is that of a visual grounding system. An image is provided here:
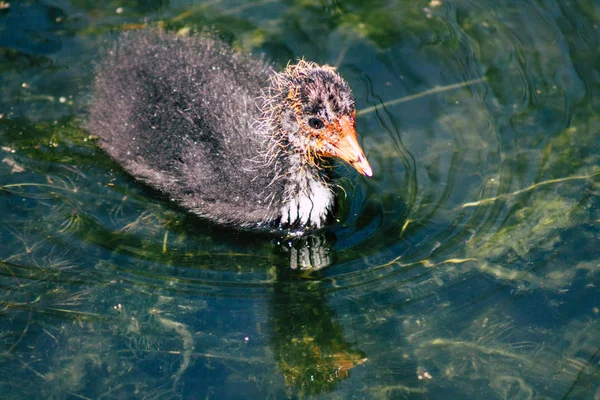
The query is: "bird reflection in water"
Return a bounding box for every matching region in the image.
[278,233,332,271]
[271,262,367,394]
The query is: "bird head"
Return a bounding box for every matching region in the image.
[266,60,372,177]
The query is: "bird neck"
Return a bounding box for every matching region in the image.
[278,151,334,229]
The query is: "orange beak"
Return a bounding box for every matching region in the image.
[331,115,373,177]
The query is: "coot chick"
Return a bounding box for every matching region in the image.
[87,30,372,231]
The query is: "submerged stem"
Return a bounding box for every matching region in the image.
[462,170,600,208]
[356,77,487,117]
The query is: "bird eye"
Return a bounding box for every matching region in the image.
[308,118,325,129]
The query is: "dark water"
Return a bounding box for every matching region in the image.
[1,0,599,398]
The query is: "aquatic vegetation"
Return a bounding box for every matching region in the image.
[1,0,599,398]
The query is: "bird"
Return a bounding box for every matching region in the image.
[86,29,372,232]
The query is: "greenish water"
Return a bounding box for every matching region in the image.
[1,0,599,398]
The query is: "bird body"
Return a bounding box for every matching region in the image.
[87,30,371,231]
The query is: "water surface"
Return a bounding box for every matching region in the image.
[1,0,599,398]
